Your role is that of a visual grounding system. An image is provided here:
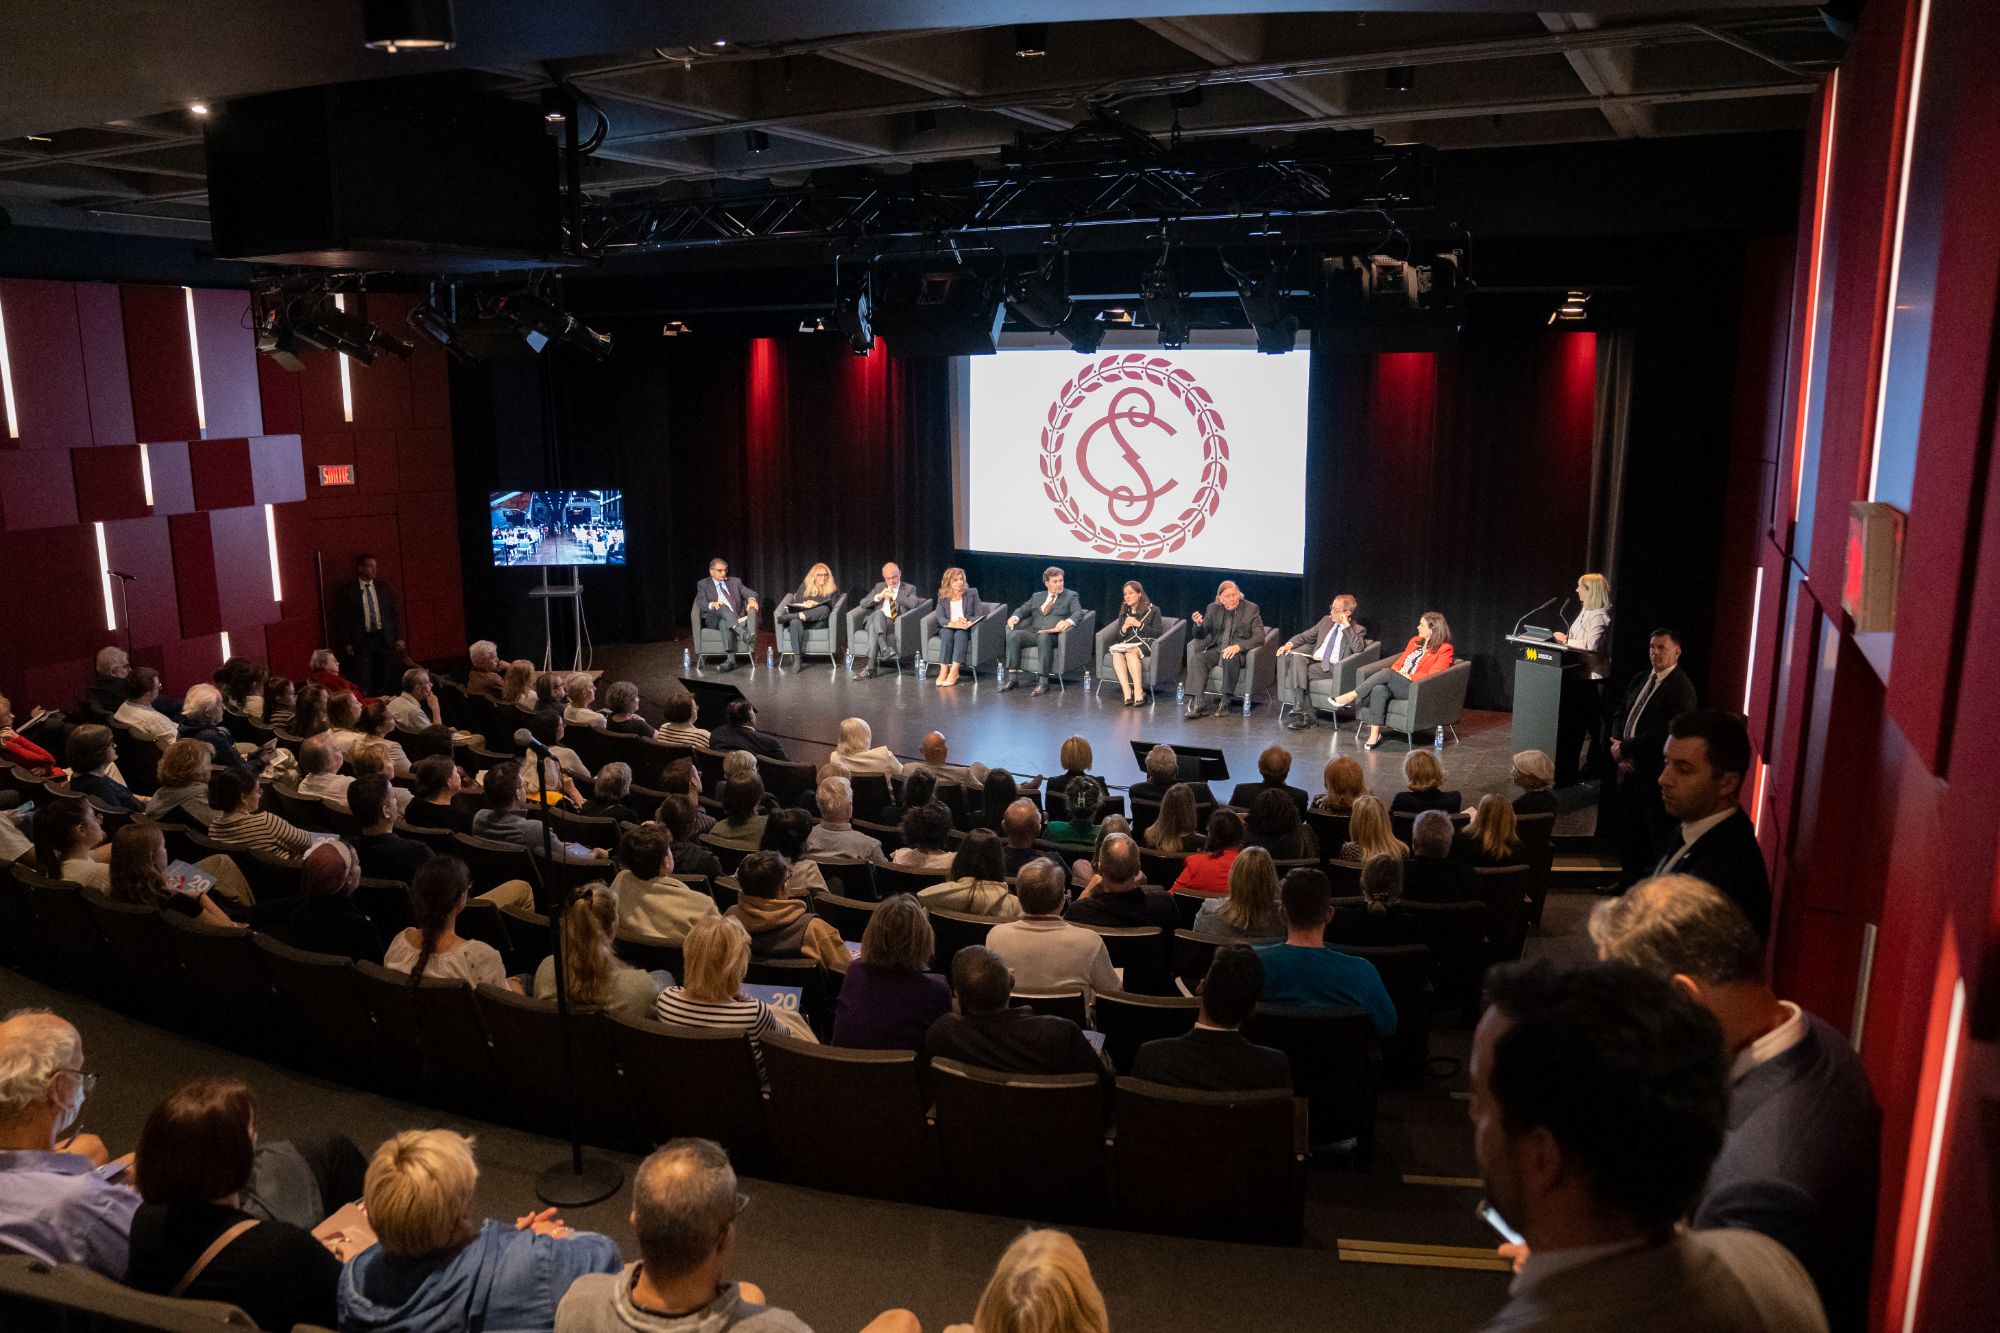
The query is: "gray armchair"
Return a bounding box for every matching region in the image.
[688,594,757,669]
[921,600,1006,680]
[1358,659,1472,747]
[1007,610,1099,691]
[1303,640,1384,715]
[774,592,849,667]
[1093,616,1188,696]
[845,596,934,676]
[1197,626,1280,706]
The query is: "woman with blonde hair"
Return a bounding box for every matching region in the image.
[1556,572,1612,654]
[1335,609,1456,750]
[1192,845,1283,942]
[960,1229,1110,1333]
[1339,793,1408,863]
[655,916,816,1077]
[1142,782,1201,854]
[776,561,841,670]
[1391,749,1461,817]
[500,659,537,711]
[1313,755,1364,815]
[532,882,665,1022]
[1510,749,1558,817]
[1045,735,1096,809]
[833,893,953,1049]
[1462,792,1524,866]
[933,566,985,688]
[1104,579,1164,706]
[835,716,904,778]
[146,737,219,825]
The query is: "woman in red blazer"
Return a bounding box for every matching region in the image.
[1336,611,1455,750]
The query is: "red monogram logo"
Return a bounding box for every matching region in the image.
[1039,354,1229,561]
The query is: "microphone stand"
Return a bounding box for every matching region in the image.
[526,739,624,1208]
[110,573,136,656]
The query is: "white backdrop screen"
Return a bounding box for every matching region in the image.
[961,347,1310,575]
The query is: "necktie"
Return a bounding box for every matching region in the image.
[1318,624,1340,667]
[1626,672,1661,739]
[363,583,378,633]
[716,580,732,612]
[1042,595,1054,616]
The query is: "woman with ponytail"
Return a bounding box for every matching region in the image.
[382,856,520,991]
[531,882,666,1021]
[33,799,109,889]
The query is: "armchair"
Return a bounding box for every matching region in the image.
[1361,659,1472,747]
[1005,610,1099,691]
[774,592,849,668]
[1198,626,1280,706]
[845,596,934,676]
[1303,640,1384,717]
[688,594,757,670]
[921,600,1006,681]
[1093,616,1188,697]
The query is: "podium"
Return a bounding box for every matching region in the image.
[1506,635,1603,787]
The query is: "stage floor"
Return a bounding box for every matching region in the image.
[591,638,1600,835]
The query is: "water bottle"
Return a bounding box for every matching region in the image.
[1241,694,1252,716]
[916,658,928,679]
[1175,680,1185,703]
[1434,725,1445,749]
[1082,668,1092,690]
[765,645,774,669]
[844,647,854,671]
[681,647,690,670]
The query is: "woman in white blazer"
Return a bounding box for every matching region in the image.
[1555,571,1612,779]
[833,717,904,778]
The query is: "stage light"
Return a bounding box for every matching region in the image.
[712,38,729,48]
[407,299,467,360]
[1055,307,1107,354]
[745,130,770,154]
[798,316,826,334]
[1004,270,1071,332]
[834,280,874,355]
[1226,260,1298,355]
[1014,24,1048,57]
[1549,290,1590,324]
[189,103,210,117]
[496,289,614,360]
[363,0,456,52]
[1102,308,1133,326]
[1385,66,1415,92]
[659,320,690,337]
[1141,257,1189,349]
[293,296,380,365]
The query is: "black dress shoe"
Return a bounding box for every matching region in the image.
[996,676,1017,692]
[719,656,737,672]
[1030,682,1049,697]
[1184,700,1209,720]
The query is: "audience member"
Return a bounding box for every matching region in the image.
[384,668,443,734]
[1241,787,1314,861]
[1042,736,1098,810]
[580,762,641,825]
[652,692,710,748]
[297,734,354,812]
[382,856,520,991]
[913,730,985,789]
[282,840,384,962]
[612,825,717,944]
[257,676,297,731]
[1043,776,1104,846]
[710,699,786,760]
[832,895,953,1051]
[205,767,310,865]
[1141,783,1202,853]
[288,684,331,740]
[406,724,457,768]
[65,723,142,812]
[1470,961,1826,1332]
[999,798,1045,877]
[179,684,259,780]
[1132,945,1290,1092]
[1255,869,1397,1036]
[1390,749,1460,817]
[146,738,218,826]
[1339,793,1407,864]
[1172,808,1244,896]
[535,883,665,1023]
[974,768,1020,832]
[1070,814,1131,886]
[0,692,64,777]
[34,798,110,889]
[952,1230,1108,1333]
[1312,755,1365,815]
[406,756,467,832]
[1403,809,1479,904]
[1331,854,1424,946]
[1590,876,1878,1330]
[340,1129,622,1331]
[473,762,608,868]
[520,709,590,802]
[88,644,133,715]
[920,828,1021,919]
[891,800,956,872]
[125,1078,344,1332]
[1228,744,1309,814]
[727,851,851,973]
[534,671,571,711]
[113,668,179,745]
[1192,846,1285,943]
[655,917,816,1067]
[984,859,1119,996]
[1458,793,1524,867]
[499,658,537,710]
[1511,750,1558,817]
[108,822,233,928]
[803,778,885,863]
[307,649,366,701]
[655,793,722,880]
[600,681,652,738]
[326,691,367,756]
[349,774,432,884]
[1131,742,1215,807]
[0,1011,137,1273]
[758,808,825,897]
[714,776,770,845]
[924,947,1107,1079]
[878,767,938,829]
[1656,709,1773,939]
[465,641,506,698]
[563,673,608,731]
[1069,833,1176,931]
[833,716,903,778]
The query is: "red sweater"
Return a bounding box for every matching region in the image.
[1172,846,1241,896]
[1,731,63,779]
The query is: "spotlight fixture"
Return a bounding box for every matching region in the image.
[494,289,614,361]
[406,297,471,362]
[1013,23,1048,58]
[745,129,770,153]
[1141,256,1190,349]
[1549,290,1591,325]
[362,0,456,52]
[712,38,729,48]
[1004,269,1071,332]
[798,316,827,334]
[1102,308,1134,326]
[834,278,874,355]
[289,299,381,364]
[1385,66,1415,92]
[659,320,690,337]
[1225,259,1298,355]
[188,103,210,117]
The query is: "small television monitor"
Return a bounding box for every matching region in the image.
[490,489,625,567]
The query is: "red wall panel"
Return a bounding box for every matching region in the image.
[352,429,402,497]
[120,284,200,444]
[187,438,256,511]
[71,445,152,523]
[167,511,219,638]
[74,282,137,446]
[100,514,180,653]
[190,288,263,440]
[142,440,196,516]
[158,633,225,695]
[0,278,93,451]
[297,342,348,434]
[257,355,303,436]
[262,615,323,679]
[209,505,280,630]
[396,427,455,492]
[0,525,107,669]
[0,450,81,532]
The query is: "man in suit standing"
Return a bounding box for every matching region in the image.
[853,561,923,679]
[1655,709,1772,939]
[1276,593,1363,730]
[1471,960,1827,1332]
[999,566,1081,696]
[1591,876,1879,1332]
[1133,944,1290,1092]
[1607,628,1698,884]
[1182,581,1264,718]
[694,558,759,672]
[332,554,402,698]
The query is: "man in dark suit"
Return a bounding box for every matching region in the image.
[707,699,787,761]
[1591,876,1880,1332]
[1607,628,1699,884]
[924,945,1109,1082]
[852,561,924,679]
[1277,594,1363,730]
[1402,810,1479,903]
[999,566,1082,696]
[332,553,403,697]
[694,557,759,672]
[1133,944,1291,1092]
[1182,581,1264,718]
[1227,744,1309,815]
[1655,709,1772,939]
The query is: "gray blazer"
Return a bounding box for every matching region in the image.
[862,580,925,621]
[1286,615,1362,663]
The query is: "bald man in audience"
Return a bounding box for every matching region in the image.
[1000,799,1045,877]
[911,731,986,790]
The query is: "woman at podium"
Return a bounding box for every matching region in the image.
[1553,572,1611,664]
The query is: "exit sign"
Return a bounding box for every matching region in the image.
[318,464,356,487]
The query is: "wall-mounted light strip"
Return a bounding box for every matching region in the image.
[182,286,207,436]
[0,288,18,439]
[1869,0,1934,502]
[1742,566,1765,716]
[264,503,284,601]
[1751,758,1768,840]
[1792,70,1838,525]
[219,630,233,663]
[94,522,117,631]
[334,293,355,423]
[138,442,155,507]
[1903,976,1965,1332]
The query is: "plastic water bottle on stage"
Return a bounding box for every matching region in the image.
[1241,694,1251,716]
[682,647,690,670]
[1434,725,1445,749]
[1175,680,1185,703]
[765,645,774,669]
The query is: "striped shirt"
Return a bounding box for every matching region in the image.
[652,722,710,748]
[208,808,312,861]
[652,988,773,1038]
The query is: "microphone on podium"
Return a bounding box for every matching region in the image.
[1513,597,1558,636]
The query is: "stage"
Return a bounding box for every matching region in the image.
[590,637,1601,835]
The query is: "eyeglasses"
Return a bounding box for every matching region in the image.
[54,1068,97,1096]
[735,1192,750,1218]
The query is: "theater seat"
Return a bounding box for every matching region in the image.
[476,986,641,1151]
[159,914,277,1055]
[1011,989,1089,1027]
[253,935,375,1083]
[608,1016,773,1174]
[1091,991,1200,1075]
[0,1253,257,1330]
[1112,1079,1305,1243]
[920,599,1006,681]
[810,891,878,944]
[1092,615,1187,697]
[760,1035,933,1203]
[927,1058,1105,1224]
[924,907,995,978]
[1199,625,1280,706]
[1242,1004,1379,1163]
